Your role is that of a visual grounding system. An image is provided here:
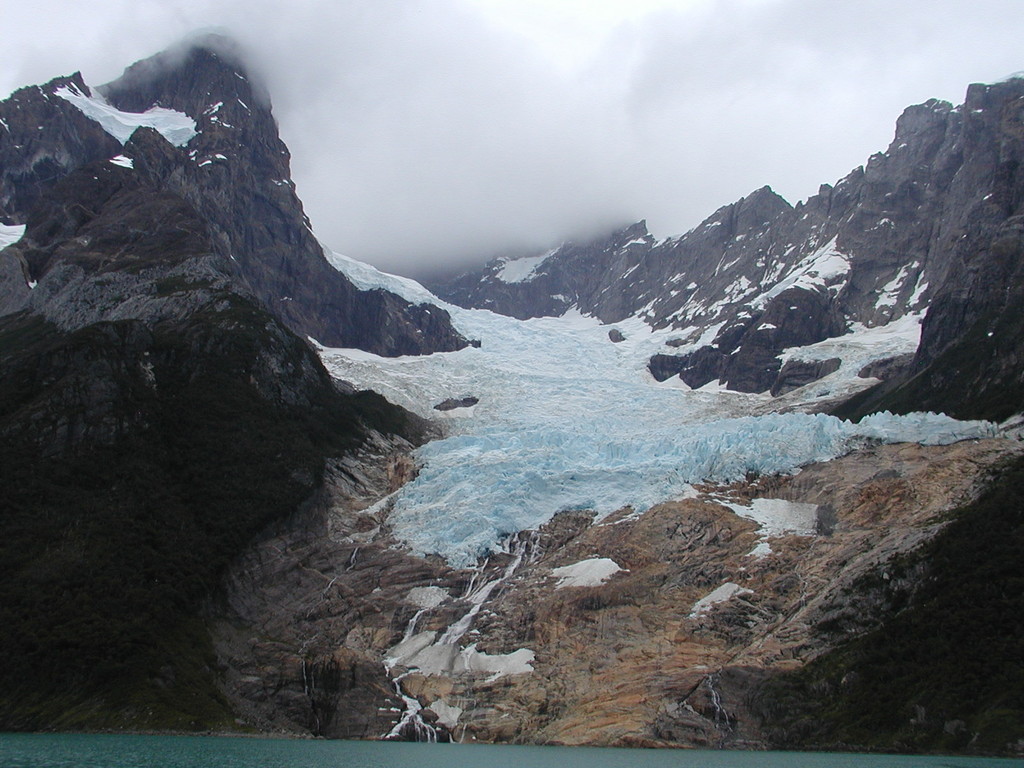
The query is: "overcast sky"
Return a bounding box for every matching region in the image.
[3,0,1023,277]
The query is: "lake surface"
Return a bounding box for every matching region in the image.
[1,734,1021,768]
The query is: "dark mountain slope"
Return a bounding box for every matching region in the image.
[0,44,434,730]
[753,452,1024,754]
[838,81,1024,422]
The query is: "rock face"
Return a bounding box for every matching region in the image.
[433,80,1024,417]
[0,35,467,357]
[212,434,1023,752]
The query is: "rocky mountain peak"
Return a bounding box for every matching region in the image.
[731,184,791,229]
[613,219,651,242]
[890,98,954,146]
[433,78,1024,413]
[1,38,470,359]
[99,33,267,115]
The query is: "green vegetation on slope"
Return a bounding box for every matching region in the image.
[753,454,1024,755]
[0,303,423,731]
[834,305,1024,424]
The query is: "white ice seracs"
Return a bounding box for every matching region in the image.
[318,249,997,569]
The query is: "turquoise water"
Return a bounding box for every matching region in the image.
[1,734,1021,768]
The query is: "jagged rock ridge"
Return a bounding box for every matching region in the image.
[434,79,1024,419]
[0,35,467,357]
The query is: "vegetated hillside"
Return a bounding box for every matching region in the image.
[0,44,432,730]
[753,453,1024,755]
[0,307,423,730]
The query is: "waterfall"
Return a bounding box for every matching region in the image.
[438,531,533,645]
[381,603,442,742]
[380,530,540,741]
[706,672,732,731]
[383,671,440,742]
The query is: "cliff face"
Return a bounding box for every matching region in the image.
[211,432,1023,753]
[433,79,1024,418]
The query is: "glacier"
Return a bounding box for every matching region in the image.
[320,254,996,568]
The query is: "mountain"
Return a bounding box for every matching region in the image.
[1,37,1022,755]
[0,35,451,728]
[433,79,1024,422]
[0,35,467,356]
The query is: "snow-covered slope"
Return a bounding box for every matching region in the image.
[320,256,995,567]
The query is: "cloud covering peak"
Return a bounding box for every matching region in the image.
[4,0,1023,276]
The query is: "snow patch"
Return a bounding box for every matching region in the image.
[723,498,819,557]
[875,263,916,311]
[496,249,557,283]
[0,223,26,249]
[621,236,649,248]
[689,583,752,617]
[388,633,534,680]
[54,83,196,147]
[108,154,133,168]
[427,700,462,729]
[752,237,849,308]
[405,586,449,609]
[775,312,924,403]
[198,153,227,167]
[550,558,624,588]
[459,644,535,679]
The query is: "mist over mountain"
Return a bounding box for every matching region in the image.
[6,1,1024,277]
[431,76,1024,421]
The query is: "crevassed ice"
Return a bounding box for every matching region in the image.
[54,83,197,147]
[388,411,992,566]
[321,249,996,568]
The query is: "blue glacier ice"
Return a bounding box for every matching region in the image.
[319,254,997,568]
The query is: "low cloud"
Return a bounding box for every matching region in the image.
[4,0,1024,277]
